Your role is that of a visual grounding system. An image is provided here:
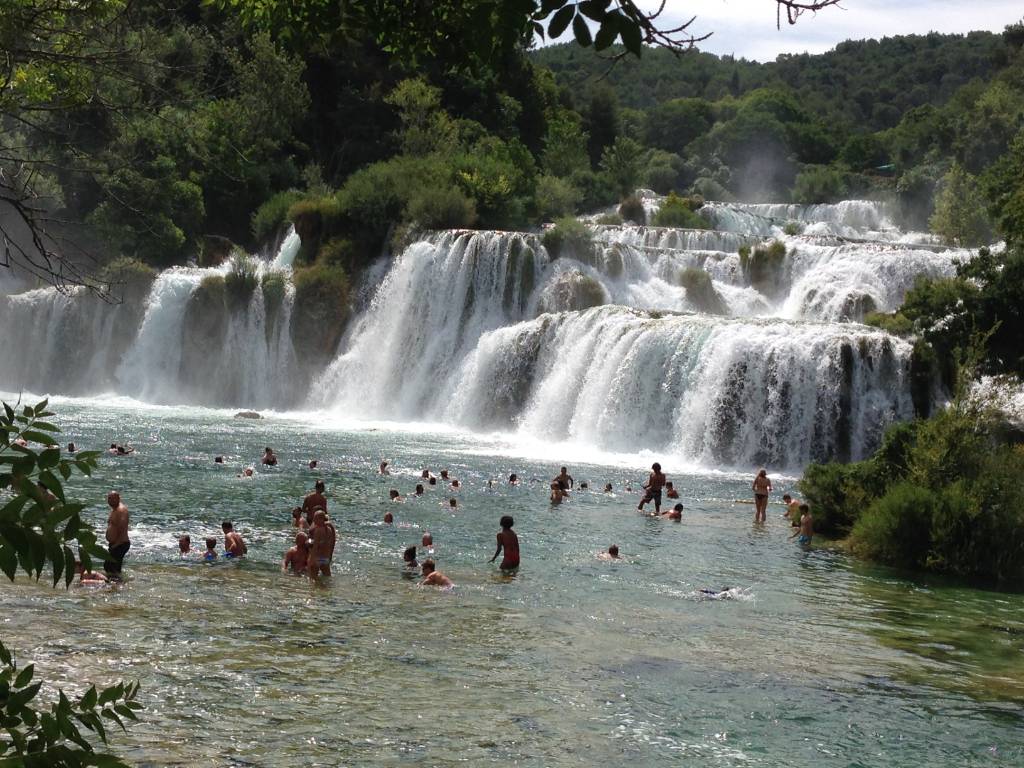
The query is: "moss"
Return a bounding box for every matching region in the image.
[198,235,237,268]
[406,185,477,230]
[783,220,805,236]
[542,217,594,260]
[543,270,607,312]
[618,194,646,225]
[595,212,623,225]
[99,256,157,304]
[741,239,788,296]
[290,264,351,367]
[678,267,727,314]
[180,275,229,395]
[252,189,304,243]
[260,270,287,316]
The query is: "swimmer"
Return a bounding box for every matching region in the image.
[403,545,418,569]
[283,532,310,573]
[291,507,308,530]
[238,467,255,478]
[665,482,679,499]
[490,515,520,571]
[214,456,224,464]
[428,477,437,487]
[790,504,813,545]
[67,442,77,453]
[419,559,454,588]
[663,503,683,521]
[550,482,566,505]
[603,483,613,494]
[261,447,278,466]
[414,484,425,497]
[303,480,328,518]
[222,521,247,557]
[637,462,666,515]
[448,497,457,509]
[108,443,118,455]
[115,444,134,456]
[552,466,574,491]
[178,535,192,556]
[508,473,519,485]
[752,468,772,523]
[308,510,335,578]
[579,482,589,490]
[389,489,404,502]
[308,460,318,469]
[384,511,394,524]
[104,491,130,579]
[440,470,449,481]
[421,469,431,480]
[422,532,433,548]
[450,479,460,490]
[76,561,108,584]
[380,460,390,475]
[598,545,621,561]
[203,537,218,561]
[782,494,801,527]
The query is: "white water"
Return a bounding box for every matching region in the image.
[0,196,983,468]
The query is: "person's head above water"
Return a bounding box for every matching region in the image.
[67,442,76,452]
[384,511,394,524]
[509,473,518,483]
[415,484,424,494]
[292,507,302,519]
[309,460,318,469]
[560,466,568,474]
[422,532,433,546]
[449,498,457,508]
[205,537,216,550]
[758,468,767,477]
[604,483,613,492]
[178,535,190,552]
[315,480,325,493]
[608,545,619,557]
[106,490,120,508]
[421,469,430,478]
[500,515,514,529]
[264,447,273,454]
[673,503,683,512]
[403,545,417,563]
[313,510,327,525]
[296,532,308,546]
[651,462,661,472]
[221,521,234,533]
[421,558,436,575]
[428,477,437,486]
[782,493,792,502]
[666,481,674,489]
[440,470,449,479]
[214,456,224,464]
[389,489,400,500]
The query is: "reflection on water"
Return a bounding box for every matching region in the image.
[2,400,1022,766]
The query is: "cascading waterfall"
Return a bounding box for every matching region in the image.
[0,200,982,467]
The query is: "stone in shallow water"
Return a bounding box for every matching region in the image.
[234,410,262,419]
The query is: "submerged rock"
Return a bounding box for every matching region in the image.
[234,410,262,419]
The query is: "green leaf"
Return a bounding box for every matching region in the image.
[594,14,619,50]
[3,403,14,422]
[538,0,564,16]
[38,448,61,470]
[40,712,60,743]
[0,544,17,581]
[89,753,129,767]
[0,640,11,665]
[572,13,593,46]
[21,430,56,445]
[58,462,72,480]
[0,494,28,522]
[64,545,76,588]
[101,708,126,732]
[548,5,574,38]
[14,663,33,689]
[113,703,137,721]
[81,685,98,710]
[98,683,124,706]
[579,0,610,22]
[29,421,59,433]
[619,12,643,57]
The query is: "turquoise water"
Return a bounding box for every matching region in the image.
[2,398,1022,766]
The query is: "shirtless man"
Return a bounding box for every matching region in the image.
[419,559,454,588]
[752,469,772,523]
[222,521,247,557]
[380,461,390,475]
[303,480,328,521]
[782,494,801,527]
[663,503,683,521]
[389,489,404,502]
[261,447,278,466]
[550,482,566,505]
[104,491,130,578]
[291,507,308,530]
[178,535,192,556]
[598,545,621,561]
[283,532,310,573]
[790,504,813,545]
[637,462,666,515]
[552,466,574,491]
[308,510,336,578]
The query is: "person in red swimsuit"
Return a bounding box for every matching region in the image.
[490,515,520,571]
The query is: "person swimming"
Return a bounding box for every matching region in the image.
[448,497,458,509]
[598,545,621,561]
[261,447,278,466]
[384,511,394,524]
[663,503,683,521]
[420,559,454,588]
[178,535,192,556]
[422,532,433,549]
[222,521,247,557]
[389,489,404,502]
[203,537,218,561]
[380,461,390,475]
[403,545,418,569]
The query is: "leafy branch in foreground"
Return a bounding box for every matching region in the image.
[1,399,142,766]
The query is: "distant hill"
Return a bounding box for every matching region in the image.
[532,31,1009,130]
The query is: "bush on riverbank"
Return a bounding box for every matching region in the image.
[618,194,646,225]
[801,401,1024,585]
[652,191,708,229]
[542,217,594,260]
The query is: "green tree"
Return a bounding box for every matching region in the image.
[1,399,141,764]
[643,98,713,155]
[600,136,645,197]
[929,163,991,246]
[541,111,590,178]
[385,78,459,157]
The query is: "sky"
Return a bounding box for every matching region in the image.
[628,0,1024,61]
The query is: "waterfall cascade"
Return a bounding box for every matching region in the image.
[0,200,982,467]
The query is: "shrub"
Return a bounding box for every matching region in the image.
[652,191,708,229]
[678,267,726,314]
[534,174,579,221]
[287,196,343,240]
[850,482,935,568]
[407,185,478,230]
[791,165,848,204]
[740,239,788,295]
[542,217,594,260]
[195,273,226,304]
[618,194,646,225]
[595,212,623,226]
[224,252,259,306]
[252,189,304,243]
[644,164,679,194]
[691,176,734,202]
[260,270,287,315]
[782,220,804,236]
[799,460,878,535]
[569,168,618,213]
[864,311,913,335]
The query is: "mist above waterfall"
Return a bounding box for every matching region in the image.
[0,199,979,468]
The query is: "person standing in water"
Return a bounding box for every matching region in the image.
[490,515,520,571]
[790,504,813,545]
[303,480,328,523]
[637,463,666,515]
[283,532,310,573]
[261,447,278,466]
[752,469,772,523]
[222,521,247,557]
[104,491,130,579]
[308,510,335,578]
[552,466,574,492]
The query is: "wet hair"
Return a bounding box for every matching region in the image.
[673,503,683,512]
[67,442,76,452]
[580,482,588,489]
[205,537,217,549]
[666,481,674,489]
[384,511,394,523]
[221,521,233,531]
[422,532,433,545]
[560,466,567,473]
[110,443,117,449]
[309,460,318,469]
[758,468,767,477]
[500,515,514,528]
[421,558,436,573]
[440,470,449,478]
[449,498,457,507]
[403,545,417,562]
[389,489,400,499]
[296,532,308,544]
[604,483,613,492]
[214,456,224,463]
[451,479,460,488]
[315,480,325,492]
[264,447,272,453]
[421,469,430,478]
[609,545,619,557]
[415,484,424,494]
[428,477,437,486]
[799,503,810,513]
[782,494,792,502]
[652,462,661,471]
[509,473,518,482]
[292,507,302,517]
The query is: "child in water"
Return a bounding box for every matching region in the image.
[490,515,520,571]
[203,537,218,561]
